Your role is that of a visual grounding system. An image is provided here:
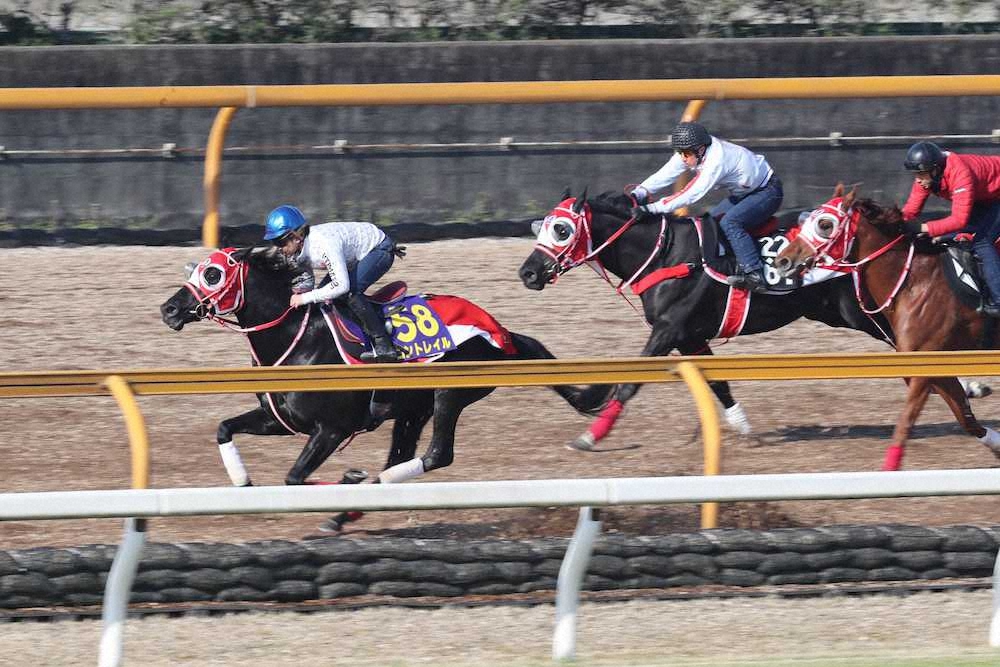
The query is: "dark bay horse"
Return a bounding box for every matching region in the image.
[517,192,970,451]
[774,186,1000,470]
[160,246,605,529]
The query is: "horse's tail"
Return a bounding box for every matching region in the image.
[508,331,614,416]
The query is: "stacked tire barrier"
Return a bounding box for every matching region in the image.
[3,525,998,609]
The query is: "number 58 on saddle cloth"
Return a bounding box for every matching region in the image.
[323,292,516,364]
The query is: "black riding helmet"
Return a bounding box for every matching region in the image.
[904,141,946,173]
[671,122,712,152]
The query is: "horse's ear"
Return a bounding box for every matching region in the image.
[834,182,845,198]
[231,247,255,262]
[560,187,571,201]
[572,188,588,214]
[844,186,857,208]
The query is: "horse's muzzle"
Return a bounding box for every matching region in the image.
[518,260,556,291]
[160,299,192,331]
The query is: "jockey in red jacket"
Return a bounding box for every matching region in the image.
[901,141,1000,317]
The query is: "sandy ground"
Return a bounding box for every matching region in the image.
[3,240,1000,664]
[2,239,1000,549]
[0,590,996,666]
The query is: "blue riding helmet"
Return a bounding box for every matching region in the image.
[263,205,307,241]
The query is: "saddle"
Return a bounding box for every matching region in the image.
[938,236,990,311]
[321,283,515,365]
[694,214,803,294]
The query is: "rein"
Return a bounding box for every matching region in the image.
[536,205,669,325]
[807,205,914,316]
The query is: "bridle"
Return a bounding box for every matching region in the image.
[184,248,295,334]
[799,199,913,317]
[532,196,668,322]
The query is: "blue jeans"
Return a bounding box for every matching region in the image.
[966,201,1000,304]
[710,175,784,272]
[349,237,396,295]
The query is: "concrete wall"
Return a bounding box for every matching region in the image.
[1,525,996,609]
[2,37,1000,232]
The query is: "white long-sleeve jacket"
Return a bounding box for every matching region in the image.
[296,222,387,304]
[641,137,773,215]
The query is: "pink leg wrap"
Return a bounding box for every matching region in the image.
[882,444,905,471]
[588,399,625,442]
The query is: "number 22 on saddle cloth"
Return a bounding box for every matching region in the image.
[385,294,516,362]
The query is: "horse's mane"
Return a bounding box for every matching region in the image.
[589,191,686,224]
[853,197,942,254]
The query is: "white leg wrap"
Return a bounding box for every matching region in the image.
[377,458,425,485]
[218,441,250,487]
[724,402,752,436]
[961,379,991,399]
[978,428,1000,453]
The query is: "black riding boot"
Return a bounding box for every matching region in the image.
[346,293,400,362]
[726,266,768,293]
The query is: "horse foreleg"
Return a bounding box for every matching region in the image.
[285,425,349,486]
[677,341,751,435]
[216,407,293,486]
[378,387,493,484]
[884,377,933,471]
[571,325,679,451]
[929,377,1000,461]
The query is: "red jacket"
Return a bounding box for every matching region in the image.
[902,152,1000,237]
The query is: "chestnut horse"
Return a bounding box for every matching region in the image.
[774,185,1000,470]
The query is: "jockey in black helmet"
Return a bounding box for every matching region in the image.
[901,141,1000,317]
[628,121,783,293]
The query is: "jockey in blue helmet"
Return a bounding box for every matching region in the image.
[263,205,308,242]
[264,205,403,363]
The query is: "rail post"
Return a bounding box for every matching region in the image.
[98,375,151,667]
[203,106,239,248]
[676,361,722,529]
[552,506,602,661]
[673,99,707,217]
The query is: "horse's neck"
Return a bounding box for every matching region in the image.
[591,214,689,280]
[853,223,920,310]
[238,301,340,366]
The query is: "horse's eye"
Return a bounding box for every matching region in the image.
[203,266,223,286]
[553,222,572,242]
[817,219,835,237]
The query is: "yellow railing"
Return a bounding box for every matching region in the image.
[6,350,1000,528]
[3,75,999,247]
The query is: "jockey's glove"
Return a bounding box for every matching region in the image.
[629,205,650,220]
[629,186,650,206]
[903,221,925,238]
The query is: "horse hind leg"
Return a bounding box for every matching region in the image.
[929,377,1000,461]
[883,377,933,471]
[378,387,493,484]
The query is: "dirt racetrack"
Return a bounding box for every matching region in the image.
[2,238,1000,550]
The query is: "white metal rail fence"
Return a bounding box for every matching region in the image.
[2,470,1000,665]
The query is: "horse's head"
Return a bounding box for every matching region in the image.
[774,184,860,279]
[518,189,592,290]
[160,246,292,330]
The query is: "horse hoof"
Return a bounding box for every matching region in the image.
[318,518,345,533]
[968,381,993,399]
[567,433,596,452]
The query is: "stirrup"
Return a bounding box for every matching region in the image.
[360,342,401,362]
[979,301,1000,318]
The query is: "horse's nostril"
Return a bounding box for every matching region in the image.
[163,304,177,316]
[521,269,536,282]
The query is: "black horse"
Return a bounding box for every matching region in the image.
[160,246,605,530]
[517,192,987,450]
